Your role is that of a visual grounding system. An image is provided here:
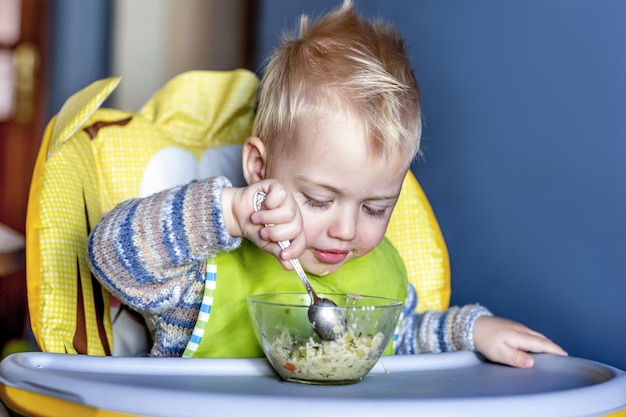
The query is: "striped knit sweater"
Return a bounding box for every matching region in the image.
[87,176,491,357]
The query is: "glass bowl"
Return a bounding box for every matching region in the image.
[247,293,402,385]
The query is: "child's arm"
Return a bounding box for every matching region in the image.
[394,284,567,367]
[87,176,241,315]
[88,176,305,314]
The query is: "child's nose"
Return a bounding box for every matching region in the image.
[327,206,358,241]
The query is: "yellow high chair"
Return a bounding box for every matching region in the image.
[0,69,450,416]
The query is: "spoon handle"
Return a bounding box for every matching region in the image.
[277,241,318,300]
[252,192,317,299]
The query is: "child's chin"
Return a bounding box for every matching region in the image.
[303,261,343,277]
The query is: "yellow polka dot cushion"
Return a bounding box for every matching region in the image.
[26,69,449,356]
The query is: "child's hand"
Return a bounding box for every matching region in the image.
[473,316,568,368]
[222,179,306,269]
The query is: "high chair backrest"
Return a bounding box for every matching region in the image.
[26,70,450,356]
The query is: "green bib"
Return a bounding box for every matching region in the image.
[190,237,407,358]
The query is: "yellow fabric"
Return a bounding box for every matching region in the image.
[27,77,118,355]
[26,68,450,356]
[386,171,451,312]
[26,70,259,355]
[47,78,121,159]
[0,385,141,417]
[94,70,257,212]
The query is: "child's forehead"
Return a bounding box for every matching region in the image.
[292,106,366,148]
[291,105,408,166]
[272,115,406,182]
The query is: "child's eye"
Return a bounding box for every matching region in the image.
[303,196,331,210]
[363,205,388,219]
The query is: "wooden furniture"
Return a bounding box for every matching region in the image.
[0,223,27,355]
[0,223,25,277]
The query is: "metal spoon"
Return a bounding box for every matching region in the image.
[253,191,347,340]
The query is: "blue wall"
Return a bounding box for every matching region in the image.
[47,0,111,118]
[255,0,626,370]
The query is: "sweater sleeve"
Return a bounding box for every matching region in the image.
[394,283,492,355]
[87,176,241,316]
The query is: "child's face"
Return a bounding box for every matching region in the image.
[268,107,408,276]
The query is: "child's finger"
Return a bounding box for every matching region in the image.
[278,233,306,261]
[506,348,535,368]
[515,335,568,356]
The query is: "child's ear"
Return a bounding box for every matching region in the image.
[242,136,267,184]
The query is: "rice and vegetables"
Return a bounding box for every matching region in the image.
[266,325,386,382]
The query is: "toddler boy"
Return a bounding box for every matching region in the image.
[88,0,566,367]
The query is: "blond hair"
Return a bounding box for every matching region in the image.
[253,0,421,169]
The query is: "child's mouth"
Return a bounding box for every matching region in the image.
[313,249,349,264]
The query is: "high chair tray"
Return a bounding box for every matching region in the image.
[1,351,625,417]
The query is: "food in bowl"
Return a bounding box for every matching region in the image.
[247,293,402,385]
[267,325,386,381]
